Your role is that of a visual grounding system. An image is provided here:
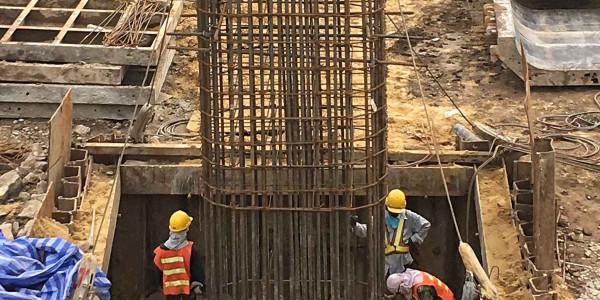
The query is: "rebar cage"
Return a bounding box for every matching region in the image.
[196,0,387,297]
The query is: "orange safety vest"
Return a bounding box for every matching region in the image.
[384,218,409,255]
[413,271,454,300]
[153,242,193,295]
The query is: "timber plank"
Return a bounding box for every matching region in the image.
[0,61,124,85]
[48,90,73,201]
[101,172,121,272]
[53,0,89,44]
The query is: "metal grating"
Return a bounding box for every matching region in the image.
[196,0,388,297]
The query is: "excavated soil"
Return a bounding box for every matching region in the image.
[71,164,114,263]
[30,217,72,241]
[478,168,533,300]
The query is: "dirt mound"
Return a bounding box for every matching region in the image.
[71,165,114,263]
[30,217,72,241]
[478,168,533,300]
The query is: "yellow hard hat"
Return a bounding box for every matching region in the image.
[169,210,193,232]
[386,189,406,213]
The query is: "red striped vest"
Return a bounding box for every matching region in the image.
[153,242,193,295]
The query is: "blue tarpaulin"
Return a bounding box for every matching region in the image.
[0,231,111,300]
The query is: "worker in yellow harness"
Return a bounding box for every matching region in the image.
[153,210,206,300]
[351,189,431,276]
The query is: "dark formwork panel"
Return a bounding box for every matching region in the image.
[406,195,482,298]
[108,195,200,299]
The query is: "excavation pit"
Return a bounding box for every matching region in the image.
[102,161,484,299]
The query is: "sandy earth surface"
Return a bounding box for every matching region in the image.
[71,164,115,264]
[478,168,533,300]
[152,0,600,297]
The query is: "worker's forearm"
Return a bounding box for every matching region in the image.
[411,222,431,244]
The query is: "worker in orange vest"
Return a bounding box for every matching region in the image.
[385,269,454,300]
[351,189,431,275]
[153,210,205,300]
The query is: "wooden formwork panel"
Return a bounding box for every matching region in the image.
[0,0,182,66]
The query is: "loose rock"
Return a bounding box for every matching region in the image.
[11,221,18,236]
[18,200,42,218]
[17,219,34,237]
[0,223,14,240]
[73,124,91,136]
[22,171,42,185]
[18,192,30,201]
[36,181,48,194]
[34,161,48,172]
[0,170,22,202]
[18,153,38,174]
[583,225,594,236]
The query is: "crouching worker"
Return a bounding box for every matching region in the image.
[386,269,454,300]
[154,210,206,299]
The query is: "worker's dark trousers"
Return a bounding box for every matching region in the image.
[166,294,195,300]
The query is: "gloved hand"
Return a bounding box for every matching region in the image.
[191,281,204,295]
[407,239,419,256]
[350,215,359,228]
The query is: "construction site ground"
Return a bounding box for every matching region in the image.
[1,0,599,298]
[159,0,600,297]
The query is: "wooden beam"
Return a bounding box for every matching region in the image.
[388,149,491,164]
[101,172,121,272]
[38,181,56,219]
[0,24,158,35]
[48,90,73,202]
[151,0,183,56]
[84,144,490,164]
[53,0,88,44]
[0,61,124,85]
[1,0,38,42]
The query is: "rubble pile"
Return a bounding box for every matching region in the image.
[0,143,49,238]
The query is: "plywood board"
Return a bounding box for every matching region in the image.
[48,90,73,201]
[37,181,55,219]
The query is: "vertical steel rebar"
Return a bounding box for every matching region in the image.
[197,0,388,297]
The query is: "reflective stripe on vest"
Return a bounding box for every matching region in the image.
[163,268,187,276]
[165,279,190,287]
[161,256,184,264]
[384,218,409,255]
[413,271,454,300]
